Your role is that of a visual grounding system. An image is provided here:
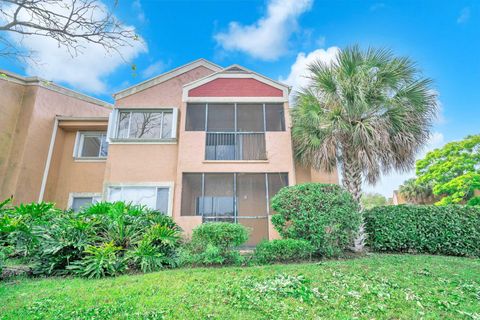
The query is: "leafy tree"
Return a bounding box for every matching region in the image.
[360,193,387,209]
[291,46,437,250]
[398,178,434,204]
[416,135,480,205]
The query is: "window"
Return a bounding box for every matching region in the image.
[71,194,102,212]
[107,186,171,214]
[186,104,206,131]
[116,110,174,140]
[185,103,285,132]
[265,104,285,131]
[75,132,108,158]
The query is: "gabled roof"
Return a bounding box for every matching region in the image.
[182,64,291,101]
[113,59,222,100]
[184,64,291,91]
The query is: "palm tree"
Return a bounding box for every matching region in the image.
[291,46,437,251]
[399,178,433,204]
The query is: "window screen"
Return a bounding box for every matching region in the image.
[267,173,289,213]
[265,104,285,131]
[181,174,202,216]
[236,173,267,217]
[186,104,206,131]
[207,104,235,132]
[203,173,235,219]
[237,104,264,132]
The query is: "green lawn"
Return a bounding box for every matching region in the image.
[1,254,479,319]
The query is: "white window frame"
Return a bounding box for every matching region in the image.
[68,192,103,211]
[105,182,174,216]
[110,108,178,142]
[73,131,108,160]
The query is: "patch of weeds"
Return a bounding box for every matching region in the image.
[222,273,319,318]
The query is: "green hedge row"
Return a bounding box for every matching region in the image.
[365,205,480,257]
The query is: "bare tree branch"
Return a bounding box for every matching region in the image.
[0,0,139,63]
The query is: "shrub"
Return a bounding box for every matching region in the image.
[365,205,480,257]
[467,196,480,207]
[192,222,249,250]
[254,239,315,264]
[271,183,361,257]
[181,222,248,266]
[68,242,127,278]
[129,223,181,272]
[0,199,182,278]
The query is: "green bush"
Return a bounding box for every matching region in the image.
[68,242,127,278]
[365,205,480,257]
[192,222,249,250]
[467,196,480,207]
[271,183,361,257]
[181,222,248,266]
[254,239,315,264]
[0,199,182,277]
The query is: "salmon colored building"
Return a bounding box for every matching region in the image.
[0,59,338,245]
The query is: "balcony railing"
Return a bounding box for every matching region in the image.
[205,132,266,160]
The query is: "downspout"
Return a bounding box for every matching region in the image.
[38,117,59,202]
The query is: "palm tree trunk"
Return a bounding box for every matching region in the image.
[341,157,366,252]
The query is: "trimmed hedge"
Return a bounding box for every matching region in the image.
[271,183,361,257]
[365,205,480,257]
[254,239,315,264]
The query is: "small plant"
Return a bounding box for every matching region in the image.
[254,239,315,264]
[192,222,249,250]
[129,223,181,271]
[271,183,361,257]
[68,242,126,278]
[181,223,248,266]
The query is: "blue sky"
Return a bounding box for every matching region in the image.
[1,0,479,197]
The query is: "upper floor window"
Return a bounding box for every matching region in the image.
[185,103,285,132]
[117,110,173,140]
[74,132,108,159]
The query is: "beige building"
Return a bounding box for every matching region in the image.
[0,60,338,245]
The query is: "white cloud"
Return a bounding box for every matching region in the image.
[214,0,313,60]
[132,0,147,23]
[280,47,340,95]
[5,1,146,94]
[141,61,166,79]
[457,7,470,24]
[364,132,446,197]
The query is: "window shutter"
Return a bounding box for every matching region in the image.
[107,109,119,142]
[171,107,179,139]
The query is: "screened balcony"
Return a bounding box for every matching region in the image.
[185,102,286,161]
[205,132,266,160]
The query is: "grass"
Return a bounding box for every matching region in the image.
[0,254,479,319]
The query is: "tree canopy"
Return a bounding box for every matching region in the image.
[360,193,387,210]
[416,134,480,205]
